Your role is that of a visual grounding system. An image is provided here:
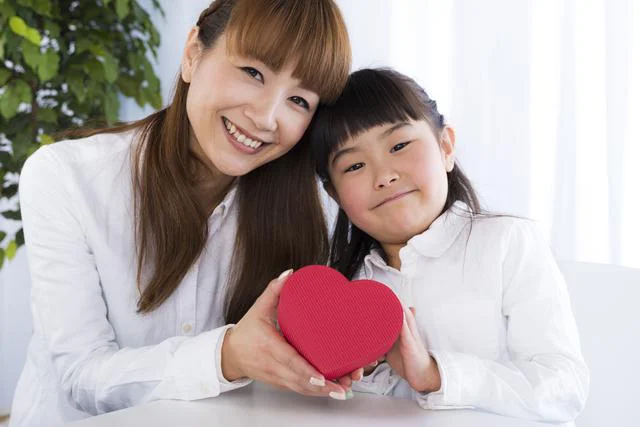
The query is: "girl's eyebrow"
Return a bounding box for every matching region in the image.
[330,146,360,167]
[379,121,412,138]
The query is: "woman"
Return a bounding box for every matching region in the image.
[10,1,355,425]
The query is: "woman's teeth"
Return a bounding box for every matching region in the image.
[223,118,263,149]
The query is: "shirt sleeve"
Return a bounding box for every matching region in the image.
[19,147,251,415]
[416,220,590,423]
[351,362,400,395]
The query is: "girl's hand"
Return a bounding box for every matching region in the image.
[220,269,360,400]
[385,306,441,393]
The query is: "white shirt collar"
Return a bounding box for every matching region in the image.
[362,201,472,274]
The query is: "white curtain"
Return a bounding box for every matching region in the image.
[130,0,640,271]
[340,0,640,269]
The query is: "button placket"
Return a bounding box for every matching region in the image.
[179,262,198,336]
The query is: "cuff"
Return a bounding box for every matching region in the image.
[415,350,474,410]
[215,324,253,393]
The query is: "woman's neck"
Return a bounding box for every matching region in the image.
[189,135,236,215]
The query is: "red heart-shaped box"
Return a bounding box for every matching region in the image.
[278,265,403,380]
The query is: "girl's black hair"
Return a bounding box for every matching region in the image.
[308,68,484,279]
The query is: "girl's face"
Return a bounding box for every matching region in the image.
[181,30,320,177]
[328,120,456,246]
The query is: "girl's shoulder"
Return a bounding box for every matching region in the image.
[468,214,548,256]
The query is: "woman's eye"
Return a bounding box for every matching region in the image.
[242,67,264,82]
[290,96,310,110]
[345,163,364,173]
[390,141,410,153]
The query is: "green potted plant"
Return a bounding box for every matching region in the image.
[0,0,163,268]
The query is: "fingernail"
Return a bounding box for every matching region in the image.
[372,361,378,367]
[329,391,346,400]
[278,269,293,280]
[309,376,326,387]
[356,372,363,381]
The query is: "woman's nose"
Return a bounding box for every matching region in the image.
[245,95,278,133]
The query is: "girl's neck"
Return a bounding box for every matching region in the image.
[381,242,406,270]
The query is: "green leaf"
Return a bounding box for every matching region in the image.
[25,27,42,45]
[0,68,10,85]
[85,58,105,81]
[9,16,27,37]
[21,39,41,72]
[76,38,93,54]
[36,108,57,124]
[116,75,137,97]
[115,0,129,19]
[0,232,6,242]
[6,240,17,260]
[0,83,21,119]
[14,79,33,103]
[68,72,86,103]
[0,249,4,270]
[40,133,54,145]
[0,34,5,59]
[2,210,22,220]
[38,50,59,81]
[101,52,119,83]
[33,0,52,16]
[16,229,25,246]
[9,16,41,46]
[44,19,60,38]
[104,90,119,123]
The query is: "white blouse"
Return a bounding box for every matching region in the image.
[11,131,251,426]
[352,203,589,424]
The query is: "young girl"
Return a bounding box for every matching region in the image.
[308,68,589,423]
[11,1,359,425]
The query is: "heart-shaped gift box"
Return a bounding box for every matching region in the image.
[278,265,403,380]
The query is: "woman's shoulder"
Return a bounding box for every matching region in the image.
[20,129,139,200]
[40,129,137,167]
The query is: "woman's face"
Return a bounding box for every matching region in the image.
[181,30,320,176]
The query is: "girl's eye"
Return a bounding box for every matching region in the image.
[289,96,310,110]
[345,163,364,173]
[242,67,264,82]
[391,141,410,153]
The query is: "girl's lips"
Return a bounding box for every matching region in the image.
[373,190,417,208]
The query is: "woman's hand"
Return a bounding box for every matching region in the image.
[385,306,441,393]
[221,269,362,400]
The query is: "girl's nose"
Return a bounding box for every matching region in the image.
[245,95,278,132]
[375,171,399,189]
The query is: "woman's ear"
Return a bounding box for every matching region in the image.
[181,26,203,83]
[440,126,456,172]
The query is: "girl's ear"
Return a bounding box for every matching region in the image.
[181,26,203,83]
[440,126,456,172]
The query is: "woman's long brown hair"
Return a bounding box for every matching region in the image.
[59,0,351,322]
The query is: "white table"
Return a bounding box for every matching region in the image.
[67,383,567,427]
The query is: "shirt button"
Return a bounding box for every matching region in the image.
[182,323,193,334]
